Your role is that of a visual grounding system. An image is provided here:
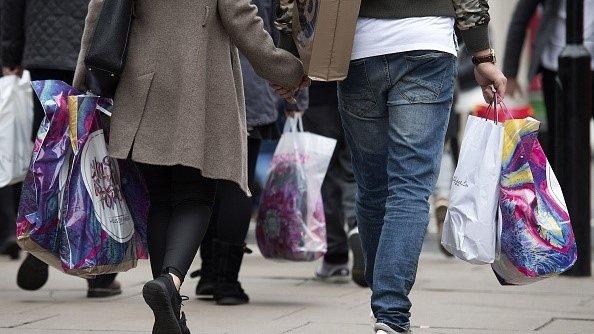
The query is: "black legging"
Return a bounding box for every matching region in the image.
[139,164,217,280]
[201,138,261,250]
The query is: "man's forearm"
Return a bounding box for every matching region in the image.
[452,0,491,53]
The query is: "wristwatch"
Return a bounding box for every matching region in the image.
[472,49,497,65]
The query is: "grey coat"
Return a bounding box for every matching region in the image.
[241,0,279,128]
[502,0,562,80]
[73,0,304,194]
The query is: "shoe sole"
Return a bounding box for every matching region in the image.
[17,254,49,291]
[215,296,250,306]
[313,274,351,284]
[87,288,122,298]
[195,282,215,297]
[143,281,181,334]
[348,230,368,288]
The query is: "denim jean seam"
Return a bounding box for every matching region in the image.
[361,59,379,109]
[382,56,391,86]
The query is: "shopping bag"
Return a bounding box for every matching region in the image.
[492,117,576,285]
[16,80,78,269]
[17,80,149,278]
[0,71,34,187]
[60,93,149,277]
[256,115,336,261]
[441,115,504,264]
[474,96,535,122]
[293,0,361,81]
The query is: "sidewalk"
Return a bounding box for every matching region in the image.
[1,233,593,334]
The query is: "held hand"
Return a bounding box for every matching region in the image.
[2,66,23,77]
[271,83,298,102]
[271,75,310,103]
[474,62,507,104]
[284,110,304,118]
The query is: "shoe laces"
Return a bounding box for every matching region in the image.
[179,311,188,327]
[180,295,189,305]
[189,269,202,278]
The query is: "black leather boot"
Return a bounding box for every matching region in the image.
[213,239,250,306]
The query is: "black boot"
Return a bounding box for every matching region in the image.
[213,239,250,306]
[143,274,190,334]
[191,234,216,297]
[17,253,49,291]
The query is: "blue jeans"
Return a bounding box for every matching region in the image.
[337,50,456,331]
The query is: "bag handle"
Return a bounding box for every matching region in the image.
[483,88,513,124]
[283,113,304,133]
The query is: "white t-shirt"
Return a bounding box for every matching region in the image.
[541,0,594,70]
[351,17,458,61]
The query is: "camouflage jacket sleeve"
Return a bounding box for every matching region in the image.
[452,0,491,53]
[274,0,294,34]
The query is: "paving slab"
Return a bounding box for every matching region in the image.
[1,240,593,334]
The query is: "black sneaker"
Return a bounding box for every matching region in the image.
[348,227,368,287]
[17,253,49,291]
[143,275,182,334]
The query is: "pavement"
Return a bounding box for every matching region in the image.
[0,161,592,334]
[0,232,593,334]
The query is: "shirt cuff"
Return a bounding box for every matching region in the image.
[459,24,491,54]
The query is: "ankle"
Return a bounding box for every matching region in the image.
[169,273,182,291]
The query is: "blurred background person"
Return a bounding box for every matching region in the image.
[191,0,306,306]
[1,0,121,298]
[0,0,21,261]
[302,81,365,287]
[503,0,594,165]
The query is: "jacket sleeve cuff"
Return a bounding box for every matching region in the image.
[459,24,491,54]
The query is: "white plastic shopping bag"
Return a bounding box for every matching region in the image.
[0,71,34,187]
[441,115,503,264]
[256,115,337,261]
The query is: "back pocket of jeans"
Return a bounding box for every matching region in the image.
[398,52,454,104]
[338,59,378,118]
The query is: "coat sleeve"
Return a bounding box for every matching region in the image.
[1,0,25,67]
[72,0,104,90]
[502,0,541,78]
[218,0,304,89]
[451,0,491,53]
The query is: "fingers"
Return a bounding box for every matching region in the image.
[285,110,304,118]
[298,76,311,90]
[2,66,22,76]
[493,76,507,100]
[482,86,495,104]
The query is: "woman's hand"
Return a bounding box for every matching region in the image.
[2,66,23,77]
[271,75,311,103]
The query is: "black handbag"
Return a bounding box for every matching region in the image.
[85,0,134,98]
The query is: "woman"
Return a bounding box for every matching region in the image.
[73,1,306,333]
[192,0,309,306]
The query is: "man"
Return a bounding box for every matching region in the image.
[1,0,121,298]
[503,0,594,165]
[274,0,505,333]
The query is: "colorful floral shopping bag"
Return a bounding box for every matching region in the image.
[492,117,577,285]
[256,116,336,261]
